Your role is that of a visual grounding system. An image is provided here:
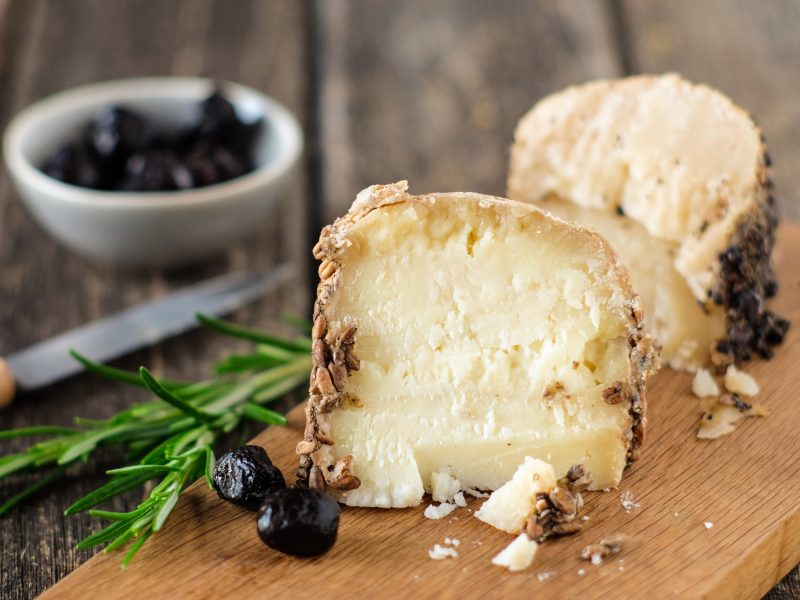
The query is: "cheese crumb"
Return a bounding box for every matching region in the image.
[491,534,538,572]
[475,457,556,533]
[463,487,489,499]
[620,489,640,512]
[692,368,720,398]
[704,521,714,529]
[577,568,586,577]
[431,468,462,502]
[697,398,770,439]
[453,492,467,507]
[444,537,461,547]
[724,366,760,397]
[424,503,456,520]
[536,571,555,582]
[428,544,458,560]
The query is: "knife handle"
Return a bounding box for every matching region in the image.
[0,358,15,408]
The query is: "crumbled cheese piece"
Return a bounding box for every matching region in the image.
[697,398,770,439]
[453,492,467,507]
[582,515,590,521]
[463,487,489,499]
[424,503,456,520]
[475,457,556,533]
[704,521,714,529]
[620,489,640,512]
[577,568,586,577]
[724,365,760,397]
[431,468,462,503]
[444,537,461,547]
[591,554,602,565]
[692,368,720,398]
[491,534,538,572]
[428,544,458,560]
[537,571,555,582]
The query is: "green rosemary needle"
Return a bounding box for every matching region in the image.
[0,314,312,567]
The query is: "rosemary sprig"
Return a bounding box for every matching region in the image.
[0,314,311,566]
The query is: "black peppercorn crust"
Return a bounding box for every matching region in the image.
[710,160,789,366]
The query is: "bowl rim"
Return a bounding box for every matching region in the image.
[2,77,303,208]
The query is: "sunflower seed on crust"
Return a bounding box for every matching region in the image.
[296,439,319,455]
[315,366,337,395]
[309,466,326,490]
[312,315,328,340]
[329,361,348,391]
[344,350,361,371]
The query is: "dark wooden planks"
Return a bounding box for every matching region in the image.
[0,1,309,598]
[315,0,621,223]
[618,3,800,595]
[620,0,800,222]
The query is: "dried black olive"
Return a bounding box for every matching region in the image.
[39,89,263,192]
[86,107,153,164]
[41,143,104,189]
[191,91,240,140]
[118,150,181,192]
[257,487,340,557]
[213,445,285,511]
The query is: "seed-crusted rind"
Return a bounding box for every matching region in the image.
[297,182,660,490]
[507,74,788,367]
[525,463,591,542]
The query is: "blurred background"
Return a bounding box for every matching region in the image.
[0,0,798,597]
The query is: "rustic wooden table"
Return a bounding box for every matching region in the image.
[0,1,797,598]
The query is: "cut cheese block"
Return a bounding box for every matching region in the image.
[297,182,659,508]
[508,73,788,370]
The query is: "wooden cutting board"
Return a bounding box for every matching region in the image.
[42,225,800,600]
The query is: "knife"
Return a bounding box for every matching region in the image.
[0,263,294,408]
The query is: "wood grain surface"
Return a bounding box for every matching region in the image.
[1,0,799,598]
[41,224,800,600]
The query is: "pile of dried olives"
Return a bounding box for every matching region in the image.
[41,89,263,192]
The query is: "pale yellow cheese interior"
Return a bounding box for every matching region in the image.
[536,200,725,370]
[507,74,763,304]
[318,196,638,508]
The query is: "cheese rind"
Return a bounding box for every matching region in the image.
[299,182,658,507]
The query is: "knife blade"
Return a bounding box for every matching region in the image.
[0,263,294,406]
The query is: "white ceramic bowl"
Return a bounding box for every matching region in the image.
[3,78,303,267]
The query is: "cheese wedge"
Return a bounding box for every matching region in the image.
[508,73,788,370]
[475,457,556,534]
[297,182,658,507]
